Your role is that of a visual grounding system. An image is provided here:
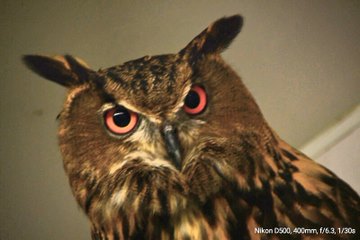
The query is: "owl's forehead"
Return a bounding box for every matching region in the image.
[102,54,192,119]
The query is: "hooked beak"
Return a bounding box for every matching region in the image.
[162,123,182,170]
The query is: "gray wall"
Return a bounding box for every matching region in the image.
[1,1,359,239]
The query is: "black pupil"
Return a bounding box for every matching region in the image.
[113,106,131,127]
[185,90,200,109]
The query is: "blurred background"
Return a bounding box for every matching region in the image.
[1,1,359,239]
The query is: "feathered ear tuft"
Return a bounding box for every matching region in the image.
[180,15,243,58]
[22,55,93,88]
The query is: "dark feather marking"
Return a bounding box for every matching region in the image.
[321,194,344,221]
[167,84,174,94]
[265,144,285,173]
[294,182,321,207]
[100,91,116,106]
[256,180,278,228]
[140,79,148,93]
[173,179,185,193]
[278,168,292,182]
[113,229,120,240]
[157,189,169,216]
[260,160,276,179]
[273,149,282,163]
[118,208,129,239]
[202,200,217,227]
[85,179,99,213]
[296,178,345,223]
[106,70,129,88]
[130,75,139,91]
[275,181,333,228]
[295,182,334,226]
[169,63,177,83]
[141,181,153,213]
[131,72,148,94]
[165,63,177,94]
[136,174,145,194]
[281,149,298,161]
[152,76,162,87]
[265,144,275,158]
[227,218,244,240]
[150,64,166,75]
[318,172,338,186]
[331,177,360,223]
[154,190,174,238]
[226,192,251,240]
[92,72,107,90]
[287,162,298,172]
[64,55,91,83]
[129,230,145,240]
[273,181,296,208]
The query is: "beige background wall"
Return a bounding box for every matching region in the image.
[317,126,360,194]
[1,1,359,239]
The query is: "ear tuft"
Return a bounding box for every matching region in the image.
[23,55,93,88]
[180,15,243,58]
[202,15,243,54]
[64,55,93,85]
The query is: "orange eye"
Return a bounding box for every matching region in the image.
[104,106,138,135]
[183,85,207,115]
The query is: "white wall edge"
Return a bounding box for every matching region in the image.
[300,104,360,159]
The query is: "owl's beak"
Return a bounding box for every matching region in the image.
[162,124,182,170]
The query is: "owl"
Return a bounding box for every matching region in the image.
[23,15,359,240]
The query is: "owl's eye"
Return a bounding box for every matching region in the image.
[183,85,207,115]
[104,106,138,135]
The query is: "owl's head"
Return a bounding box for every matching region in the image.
[23,15,267,216]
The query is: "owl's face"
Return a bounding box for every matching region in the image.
[23,15,268,235]
[58,53,199,184]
